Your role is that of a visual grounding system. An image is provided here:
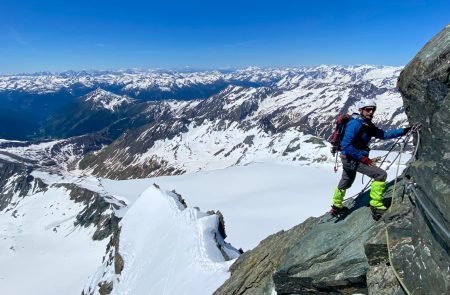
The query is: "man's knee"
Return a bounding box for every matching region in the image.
[338,179,354,190]
[338,183,349,190]
[374,170,387,182]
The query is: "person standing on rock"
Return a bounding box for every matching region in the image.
[330,98,412,216]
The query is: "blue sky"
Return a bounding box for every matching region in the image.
[1,0,449,73]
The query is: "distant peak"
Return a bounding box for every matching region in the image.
[83,88,133,111]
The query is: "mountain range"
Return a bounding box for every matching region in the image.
[0,66,404,140]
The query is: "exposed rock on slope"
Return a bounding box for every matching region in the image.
[215,26,450,295]
[0,159,46,210]
[394,24,450,293]
[215,186,405,295]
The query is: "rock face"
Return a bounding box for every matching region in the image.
[214,217,319,295]
[395,25,450,293]
[215,26,450,295]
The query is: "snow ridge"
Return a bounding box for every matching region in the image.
[83,185,239,295]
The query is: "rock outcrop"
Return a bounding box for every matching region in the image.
[215,184,406,295]
[215,26,450,295]
[0,158,47,211]
[394,24,450,293]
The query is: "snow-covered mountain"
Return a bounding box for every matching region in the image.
[0,65,411,295]
[0,65,404,141]
[82,88,134,111]
[0,66,401,98]
[75,66,407,179]
[0,137,245,294]
[83,185,240,295]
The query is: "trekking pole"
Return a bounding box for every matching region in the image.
[333,152,339,173]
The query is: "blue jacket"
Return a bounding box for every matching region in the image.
[341,114,405,161]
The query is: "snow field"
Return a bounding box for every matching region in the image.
[0,186,107,295]
[102,151,410,251]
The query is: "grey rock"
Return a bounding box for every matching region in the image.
[366,264,404,295]
[0,159,47,211]
[397,25,450,294]
[53,183,123,240]
[273,192,383,295]
[214,217,318,295]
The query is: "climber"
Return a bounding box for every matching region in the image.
[330,98,413,216]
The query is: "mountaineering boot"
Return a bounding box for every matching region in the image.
[370,181,387,210]
[330,205,349,218]
[331,187,346,209]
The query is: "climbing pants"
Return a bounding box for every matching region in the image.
[337,156,387,190]
[332,156,388,208]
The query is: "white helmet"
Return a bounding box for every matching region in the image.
[358,98,377,109]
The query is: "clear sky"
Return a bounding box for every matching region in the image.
[1,0,449,73]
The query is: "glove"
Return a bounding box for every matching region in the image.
[372,156,382,163]
[403,123,420,135]
[361,156,374,166]
[403,126,412,135]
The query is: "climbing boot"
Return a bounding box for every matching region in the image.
[330,205,349,218]
[331,187,346,209]
[370,181,387,210]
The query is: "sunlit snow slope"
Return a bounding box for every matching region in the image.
[0,186,107,295]
[83,186,240,295]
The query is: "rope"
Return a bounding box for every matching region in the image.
[388,135,404,213]
[331,125,421,292]
[406,183,450,242]
[385,229,412,295]
[333,152,339,173]
[384,125,421,295]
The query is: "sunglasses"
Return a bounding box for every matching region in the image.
[362,107,376,113]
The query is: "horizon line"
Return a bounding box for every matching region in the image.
[0,64,405,76]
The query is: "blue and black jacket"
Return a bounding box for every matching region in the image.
[341,114,406,161]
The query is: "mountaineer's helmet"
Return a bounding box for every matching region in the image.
[357,98,377,110]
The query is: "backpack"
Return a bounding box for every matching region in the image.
[328,113,351,156]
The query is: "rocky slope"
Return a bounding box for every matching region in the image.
[215,26,450,295]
